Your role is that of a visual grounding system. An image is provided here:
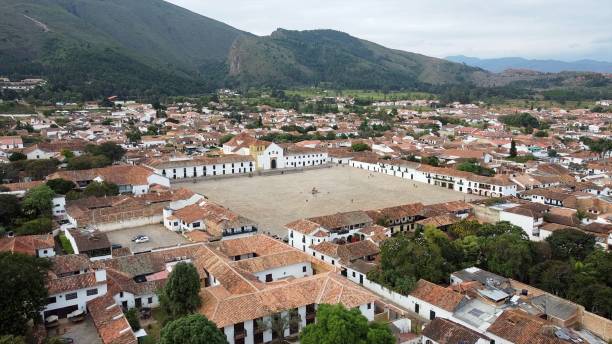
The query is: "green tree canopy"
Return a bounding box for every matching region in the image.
[22,185,55,217]
[66,155,111,170]
[481,231,533,281]
[0,194,21,227]
[16,218,53,236]
[546,228,596,261]
[83,181,119,198]
[46,178,76,195]
[351,142,371,152]
[159,314,227,344]
[367,231,447,294]
[528,260,575,298]
[300,304,394,344]
[0,253,51,336]
[8,152,26,162]
[159,262,202,322]
[85,142,126,162]
[219,134,234,145]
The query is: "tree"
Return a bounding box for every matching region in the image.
[24,159,58,180]
[420,156,439,167]
[83,181,119,197]
[126,129,142,144]
[546,228,596,261]
[85,142,126,162]
[8,152,26,162]
[509,140,517,158]
[60,149,74,159]
[300,304,394,344]
[219,134,235,145]
[256,309,301,343]
[528,260,574,298]
[547,149,558,157]
[0,195,20,226]
[159,263,201,322]
[16,218,53,236]
[448,220,481,239]
[67,155,111,170]
[46,178,76,195]
[368,232,446,293]
[481,232,532,280]
[0,253,51,336]
[159,314,227,344]
[351,142,370,152]
[22,185,54,217]
[125,309,141,331]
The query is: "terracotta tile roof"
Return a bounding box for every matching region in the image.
[487,309,566,344]
[50,254,91,275]
[416,214,461,228]
[200,272,377,328]
[87,293,137,344]
[422,318,489,343]
[48,165,155,186]
[142,154,253,169]
[193,245,266,295]
[307,210,373,230]
[232,250,310,273]
[0,180,44,192]
[409,279,465,312]
[47,271,101,295]
[0,234,54,255]
[423,201,472,217]
[214,234,293,257]
[284,219,321,235]
[312,240,380,263]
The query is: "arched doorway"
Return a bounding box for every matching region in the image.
[271,158,277,169]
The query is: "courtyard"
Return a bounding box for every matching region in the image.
[106,224,188,253]
[180,165,483,236]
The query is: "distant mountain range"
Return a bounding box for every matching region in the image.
[0,0,608,99]
[446,55,612,74]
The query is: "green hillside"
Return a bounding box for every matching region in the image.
[0,0,247,98]
[1,0,606,100]
[227,29,489,89]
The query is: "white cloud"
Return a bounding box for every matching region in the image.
[167,0,612,61]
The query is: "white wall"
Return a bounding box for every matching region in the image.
[253,262,312,282]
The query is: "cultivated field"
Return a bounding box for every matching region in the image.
[181,166,483,236]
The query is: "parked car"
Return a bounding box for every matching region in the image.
[58,338,74,344]
[111,243,122,250]
[134,236,150,244]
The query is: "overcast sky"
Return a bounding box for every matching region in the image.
[167,0,612,62]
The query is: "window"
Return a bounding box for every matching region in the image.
[302,266,307,273]
[120,292,124,297]
[86,288,98,296]
[367,303,371,310]
[66,292,78,300]
[47,296,57,304]
[429,310,436,320]
[265,274,273,282]
[415,303,420,314]
[148,297,153,304]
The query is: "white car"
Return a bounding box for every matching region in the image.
[134,236,150,243]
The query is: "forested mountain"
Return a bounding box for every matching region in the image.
[447,55,612,74]
[227,29,489,89]
[0,0,247,98]
[0,0,609,100]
